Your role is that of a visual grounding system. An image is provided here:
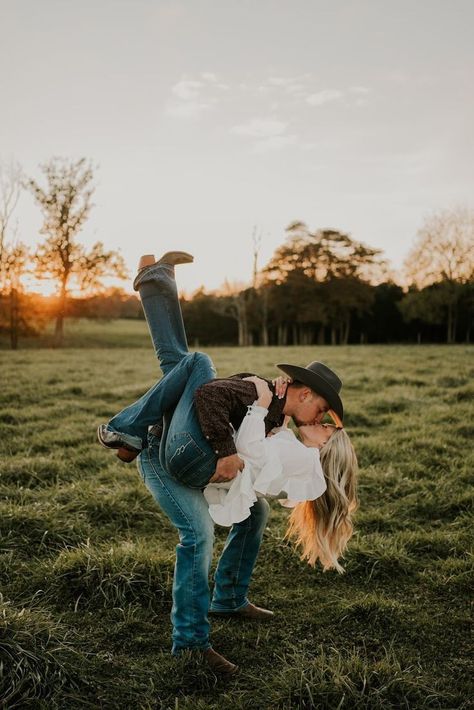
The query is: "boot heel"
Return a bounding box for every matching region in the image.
[117,447,139,463]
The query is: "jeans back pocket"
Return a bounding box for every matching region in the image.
[167,432,206,476]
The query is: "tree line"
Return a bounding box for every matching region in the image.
[0,158,473,348]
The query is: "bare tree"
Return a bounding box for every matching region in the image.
[404,206,474,343]
[0,160,22,263]
[252,226,269,345]
[0,160,29,349]
[27,158,127,346]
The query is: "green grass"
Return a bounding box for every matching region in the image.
[1,328,473,708]
[0,318,152,349]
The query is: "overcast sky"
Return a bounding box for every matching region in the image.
[1,0,473,294]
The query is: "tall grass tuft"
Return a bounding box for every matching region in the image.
[35,540,175,611]
[0,595,82,707]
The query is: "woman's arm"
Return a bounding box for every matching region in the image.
[233,376,274,467]
[242,375,273,409]
[233,403,269,468]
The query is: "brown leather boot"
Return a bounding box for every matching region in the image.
[201,647,239,676]
[116,447,140,463]
[156,251,194,267]
[133,251,194,290]
[209,602,274,621]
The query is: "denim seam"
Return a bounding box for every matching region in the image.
[146,450,200,640]
[144,447,209,646]
[232,520,252,609]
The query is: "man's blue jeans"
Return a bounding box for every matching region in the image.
[111,264,270,653]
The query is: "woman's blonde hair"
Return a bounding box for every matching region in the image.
[284,428,358,574]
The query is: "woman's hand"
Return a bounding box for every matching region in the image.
[243,375,273,409]
[272,375,292,399]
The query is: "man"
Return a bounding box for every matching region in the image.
[98,252,344,676]
[194,360,344,485]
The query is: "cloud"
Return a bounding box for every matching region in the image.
[267,77,290,87]
[349,86,371,95]
[259,75,309,96]
[165,99,212,119]
[230,118,287,138]
[201,72,217,82]
[172,79,204,101]
[254,134,297,153]
[230,117,297,152]
[165,74,227,119]
[306,89,343,107]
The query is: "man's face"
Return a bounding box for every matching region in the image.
[292,390,330,427]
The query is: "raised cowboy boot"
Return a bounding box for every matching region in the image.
[133,251,194,291]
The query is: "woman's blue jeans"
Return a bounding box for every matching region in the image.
[111,264,270,654]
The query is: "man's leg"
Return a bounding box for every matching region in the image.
[137,435,214,654]
[210,498,270,612]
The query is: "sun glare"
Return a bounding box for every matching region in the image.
[22,275,58,297]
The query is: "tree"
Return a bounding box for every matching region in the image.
[252,226,269,346]
[27,158,127,346]
[180,289,237,345]
[323,277,374,345]
[358,282,405,344]
[404,206,474,343]
[261,223,385,344]
[264,223,386,284]
[214,280,254,346]
[0,160,31,349]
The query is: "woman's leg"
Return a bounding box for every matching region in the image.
[107,351,217,452]
[160,353,218,488]
[103,262,197,450]
[138,263,189,375]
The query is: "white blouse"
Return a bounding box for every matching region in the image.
[203,403,327,526]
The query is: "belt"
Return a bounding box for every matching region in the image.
[149,423,163,438]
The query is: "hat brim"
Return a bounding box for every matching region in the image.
[277,363,344,422]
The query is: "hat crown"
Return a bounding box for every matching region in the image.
[276,360,344,421]
[306,361,342,393]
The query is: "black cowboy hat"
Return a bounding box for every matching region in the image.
[276,361,344,424]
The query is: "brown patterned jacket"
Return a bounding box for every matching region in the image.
[194,373,286,459]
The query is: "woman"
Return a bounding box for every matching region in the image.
[99,254,358,574]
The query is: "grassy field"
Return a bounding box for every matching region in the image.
[1,324,473,708]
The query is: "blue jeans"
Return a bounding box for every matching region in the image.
[113,264,270,653]
[109,350,218,487]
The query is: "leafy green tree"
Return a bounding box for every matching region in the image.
[264,223,386,283]
[27,158,127,346]
[261,223,385,343]
[324,277,374,344]
[404,206,474,343]
[180,289,237,346]
[358,282,405,343]
[400,282,473,344]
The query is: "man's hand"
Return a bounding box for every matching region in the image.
[208,454,244,484]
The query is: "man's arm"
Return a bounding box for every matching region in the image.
[194,377,258,457]
[194,377,259,483]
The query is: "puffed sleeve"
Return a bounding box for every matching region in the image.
[234,403,269,468]
[253,432,327,503]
